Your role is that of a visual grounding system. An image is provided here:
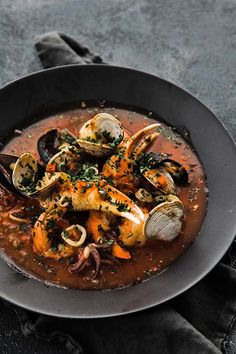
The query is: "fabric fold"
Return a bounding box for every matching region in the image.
[34,31,104,68]
[11,301,221,354]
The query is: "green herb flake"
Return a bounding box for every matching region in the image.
[62,230,69,239]
[116,203,130,212]
[46,219,56,231]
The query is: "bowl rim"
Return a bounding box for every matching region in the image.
[0,64,235,318]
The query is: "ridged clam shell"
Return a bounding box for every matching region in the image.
[145,195,184,241]
[79,113,123,140]
[77,113,124,157]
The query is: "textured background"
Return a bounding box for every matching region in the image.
[0,0,235,352]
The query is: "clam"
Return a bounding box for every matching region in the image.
[12,152,61,198]
[118,194,184,246]
[145,195,184,241]
[76,113,124,157]
[38,129,76,164]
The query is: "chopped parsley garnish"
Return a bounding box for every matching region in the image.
[108,134,123,147]
[116,203,130,212]
[20,176,35,189]
[81,182,93,193]
[46,219,56,231]
[105,176,115,186]
[61,129,76,145]
[61,230,69,239]
[50,245,57,252]
[107,239,115,245]
[84,131,122,146]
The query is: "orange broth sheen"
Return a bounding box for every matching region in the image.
[0,107,207,289]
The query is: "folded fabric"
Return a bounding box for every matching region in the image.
[34,31,104,68]
[1,32,236,354]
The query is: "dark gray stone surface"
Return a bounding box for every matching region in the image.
[0,0,236,139]
[0,0,235,352]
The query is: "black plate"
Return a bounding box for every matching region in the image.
[0,65,236,318]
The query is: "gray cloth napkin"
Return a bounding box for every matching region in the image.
[34,31,104,67]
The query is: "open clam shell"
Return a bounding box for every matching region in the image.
[0,154,26,195]
[32,172,62,198]
[12,152,60,198]
[145,195,184,241]
[77,113,124,157]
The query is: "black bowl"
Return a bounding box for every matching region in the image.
[0,65,236,318]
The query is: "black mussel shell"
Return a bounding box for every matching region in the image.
[160,160,188,185]
[38,129,77,164]
[0,153,18,183]
[0,172,18,194]
[0,154,22,195]
[137,152,171,170]
[38,129,61,164]
[137,152,188,185]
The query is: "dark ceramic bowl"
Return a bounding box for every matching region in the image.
[0,65,236,318]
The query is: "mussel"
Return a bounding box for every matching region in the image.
[0,153,18,190]
[142,166,177,195]
[12,152,61,198]
[76,113,124,157]
[139,152,188,184]
[38,129,76,164]
[160,159,188,185]
[138,152,188,194]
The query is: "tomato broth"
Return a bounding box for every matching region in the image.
[0,106,207,289]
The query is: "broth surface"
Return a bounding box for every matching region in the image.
[0,106,207,289]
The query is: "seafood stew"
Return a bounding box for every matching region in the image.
[0,107,207,290]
